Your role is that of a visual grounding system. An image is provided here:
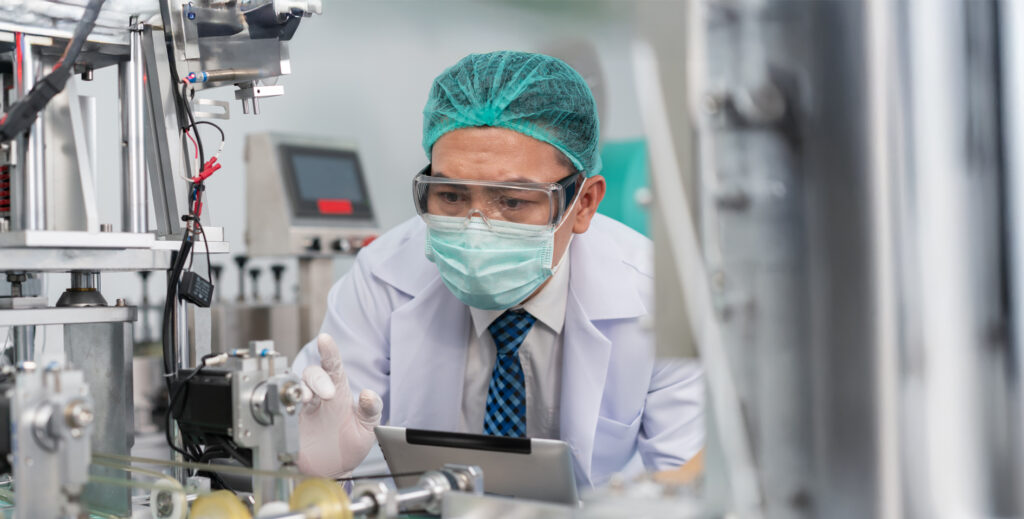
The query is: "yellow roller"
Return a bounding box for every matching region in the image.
[289,478,352,519]
[189,490,252,519]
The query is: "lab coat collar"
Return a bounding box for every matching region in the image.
[568,223,648,321]
[370,219,437,296]
[387,277,470,429]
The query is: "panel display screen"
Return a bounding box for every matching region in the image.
[279,145,374,221]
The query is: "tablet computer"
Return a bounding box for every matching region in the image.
[374,425,579,505]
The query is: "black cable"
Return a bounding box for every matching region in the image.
[192,120,226,147]
[197,220,212,280]
[177,82,205,168]
[164,353,218,461]
[0,0,107,142]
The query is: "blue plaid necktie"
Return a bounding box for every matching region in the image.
[483,310,536,437]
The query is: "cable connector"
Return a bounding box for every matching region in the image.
[203,353,229,367]
[190,157,221,183]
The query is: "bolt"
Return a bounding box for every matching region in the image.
[65,401,94,430]
[734,82,787,124]
[280,382,303,407]
[155,490,175,517]
[100,223,113,232]
[704,92,726,115]
[712,271,727,292]
[115,298,126,307]
[6,272,27,298]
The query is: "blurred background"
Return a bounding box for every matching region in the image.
[4,0,1024,517]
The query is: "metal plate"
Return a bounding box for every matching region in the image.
[0,230,155,249]
[0,306,137,326]
[0,248,172,272]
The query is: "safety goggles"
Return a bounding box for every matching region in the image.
[412,164,583,229]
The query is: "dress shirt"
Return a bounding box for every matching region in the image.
[460,254,571,439]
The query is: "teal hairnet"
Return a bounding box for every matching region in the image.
[423,51,602,177]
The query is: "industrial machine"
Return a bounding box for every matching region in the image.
[0,364,94,518]
[0,3,526,518]
[245,133,378,258]
[214,132,381,358]
[633,0,1024,518]
[0,0,325,516]
[171,340,304,508]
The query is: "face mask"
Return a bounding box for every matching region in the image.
[424,192,580,311]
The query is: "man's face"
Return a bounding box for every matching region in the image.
[431,127,606,270]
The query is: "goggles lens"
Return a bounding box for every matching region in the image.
[412,165,581,228]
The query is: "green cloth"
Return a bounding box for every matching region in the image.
[422,51,602,176]
[597,139,650,237]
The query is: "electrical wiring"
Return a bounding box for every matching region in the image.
[0,0,107,142]
[165,353,221,463]
[184,129,198,159]
[166,61,228,470]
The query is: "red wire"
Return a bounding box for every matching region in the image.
[185,129,198,159]
[14,33,22,90]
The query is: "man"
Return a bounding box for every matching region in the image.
[292,51,704,487]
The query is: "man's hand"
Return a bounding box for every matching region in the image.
[297,333,383,478]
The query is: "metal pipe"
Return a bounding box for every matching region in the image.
[11,38,46,232]
[12,325,34,362]
[120,18,148,234]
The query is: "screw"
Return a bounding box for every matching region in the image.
[100,223,113,232]
[115,298,127,307]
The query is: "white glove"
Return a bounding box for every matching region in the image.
[297,333,383,478]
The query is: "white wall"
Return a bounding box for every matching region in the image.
[17,1,650,353]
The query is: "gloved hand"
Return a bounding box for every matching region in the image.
[297,333,383,478]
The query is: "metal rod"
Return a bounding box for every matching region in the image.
[11,38,46,232]
[348,496,376,516]
[258,512,306,519]
[120,18,148,234]
[395,487,434,510]
[176,297,189,369]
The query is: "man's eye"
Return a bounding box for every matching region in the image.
[437,191,463,203]
[501,197,528,209]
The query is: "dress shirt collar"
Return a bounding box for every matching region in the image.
[469,250,571,338]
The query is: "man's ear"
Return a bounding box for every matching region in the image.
[572,175,606,234]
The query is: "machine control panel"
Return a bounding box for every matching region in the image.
[245,133,380,257]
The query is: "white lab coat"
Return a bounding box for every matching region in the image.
[292,214,705,486]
